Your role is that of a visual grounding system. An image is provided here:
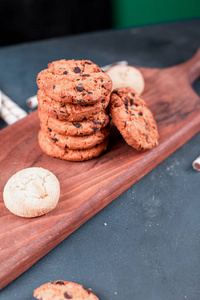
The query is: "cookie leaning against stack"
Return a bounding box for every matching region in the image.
[109,87,159,151]
[37,59,112,161]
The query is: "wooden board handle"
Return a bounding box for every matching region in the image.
[181,48,200,84]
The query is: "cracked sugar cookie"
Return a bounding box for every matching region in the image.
[3,167,60,218]
[106,65,145,94]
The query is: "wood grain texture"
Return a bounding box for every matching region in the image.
[0,49,200,290]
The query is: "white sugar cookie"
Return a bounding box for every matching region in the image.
[106,65,145,94]
[3,167,60,218]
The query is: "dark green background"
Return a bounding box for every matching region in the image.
[112,0,200,28]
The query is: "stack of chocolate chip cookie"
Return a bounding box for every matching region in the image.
[37,59,112,161]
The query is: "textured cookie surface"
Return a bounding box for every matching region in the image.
[39,130,109,161]
[38,110,109,136]
[109,87,159,151]
[40,123,110,150]
[3,167,60,218]
[38,90,110,122]
[34,280,99,300]
[106,65,145,94]
[37,59,112,104]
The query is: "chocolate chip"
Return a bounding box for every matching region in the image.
[102,85,107,89]
[113,90,119,95]
[131,93,135,97]
[92,127,98,132]
[146,134,149,140]
[87,288,95,295]
[131,113,135,116]
[65,145,69,148]
[138,112,143,116]
[53,110,57,113]
[51,138,58,142]
[130,98,134,105]
[125,97,129,109]
[73,123,81,128]
[56,115,58,119]
[88,91,93,94]
[98,77,103,82]
[81,74,90,77]
[94,80,97,83]
[55,281,65,285]
[53,85,56,89]
[101,99,105,103]
[76,85,84,92]
[85,61,92,65]
[63,71,68,75]
[92,120,100,125]
[73,67,81,73]
[77,99,85,103]
[60,111,65,113]
[47,127,52,132]
[63,291,72,299]
[153,126,156,129]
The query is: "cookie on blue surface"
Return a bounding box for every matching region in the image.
[34,280,99,300]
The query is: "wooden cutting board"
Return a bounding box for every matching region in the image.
[0,50,200,290]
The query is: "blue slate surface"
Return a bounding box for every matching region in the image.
[0,19,200,300]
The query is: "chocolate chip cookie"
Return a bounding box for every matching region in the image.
[37,89,110,122]
[38,110,109,136]
[109,87,159,151]
[40,123,110,150]
[34,280,99,300]
[37,59,112,104]
[38,130,109,161]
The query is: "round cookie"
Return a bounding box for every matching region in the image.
[40,123,110,150]
[106,65,145,94]
[38,110,110,136]
[39,130,109,161]
[3,167,60,218]
[37,59,112,104]
[37,89,110,122]
[34,280,99,300]
[109,87,159,151]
